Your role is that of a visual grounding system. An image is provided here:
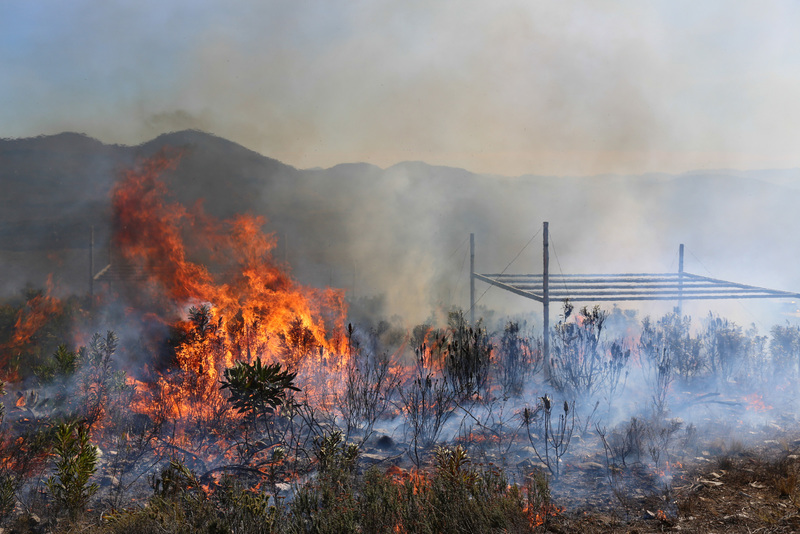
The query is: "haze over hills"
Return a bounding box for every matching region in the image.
[2,130,800,327]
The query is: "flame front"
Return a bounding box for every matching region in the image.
[110,150,347,417]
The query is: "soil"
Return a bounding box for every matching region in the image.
[542,432,800,533]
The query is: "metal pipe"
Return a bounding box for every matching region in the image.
[542,222,549,365]
[470,233,475,324]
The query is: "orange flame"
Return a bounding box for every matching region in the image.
[0,275,62,379]
[524,502,564,528]
[109,150,348,436]
[743,393,772,412]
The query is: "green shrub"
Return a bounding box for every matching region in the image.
[220,358,299,431]
[46,421,99,520]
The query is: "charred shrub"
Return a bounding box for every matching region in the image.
[639,317,675,416]
[549,303,607,399]
[770,322,800,379]
[652,313,703,384]
[337,324,400,445]
[701,314,747,385]
[549,304,630,418]
[443,311,492,398]
[522,396,575,480]
[279,317,319,371]
[400,343,457,468]
[496,321,542,398]
[596,417,646,469]
[172,305,229,407]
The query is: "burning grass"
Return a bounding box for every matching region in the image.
[6,154,800,532]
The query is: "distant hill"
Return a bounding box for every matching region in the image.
[2,130,800,325]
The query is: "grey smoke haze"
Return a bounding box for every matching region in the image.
[2,131,800,331]
[2,2,800,176]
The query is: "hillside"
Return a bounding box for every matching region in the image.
[2,130,800,324]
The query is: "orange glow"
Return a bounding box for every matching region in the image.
[1,275,62,379]
[743,393,772,412]
[524,502,564,528]
[107,149,348,452]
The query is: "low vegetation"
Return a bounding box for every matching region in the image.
[3,287,800,532]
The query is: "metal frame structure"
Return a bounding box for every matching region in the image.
[470,222,800,360]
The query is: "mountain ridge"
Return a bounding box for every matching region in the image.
[2,130,800,324]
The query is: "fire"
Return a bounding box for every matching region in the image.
[111,150,346,371]
[743,393,772,412]
[0,275,62,379]
[105,150,349,449]
[524,502,564,528]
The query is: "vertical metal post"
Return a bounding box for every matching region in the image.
[89,226,94,302]
[470,233,475,325]
[542,222,550,364]
[677,243,684,317]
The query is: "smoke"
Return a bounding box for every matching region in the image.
[3,2,800,176]
[5,130,800,332]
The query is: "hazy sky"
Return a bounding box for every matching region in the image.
[2,1,800,176]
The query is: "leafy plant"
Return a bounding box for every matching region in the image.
[221,358,300,426]
[46,421,99,520]
[75,331,130,429]
[33,344,78,385]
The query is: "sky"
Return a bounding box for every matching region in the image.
[2,1,800,177]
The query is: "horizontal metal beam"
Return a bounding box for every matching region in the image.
[513,282,754,291]
[486,272,680,280]
[546,288,794,297]
[551,293,800,302]
[472,273,543,303]
[475,270,800,304]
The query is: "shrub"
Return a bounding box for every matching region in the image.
[46,421,99,520]
[496,321,542,398]
[770,322,800,379]
[220,358,300,433]
[74,331,131,429]
[443,311,492,398]
[400,343,457,467]
[549,303,607,399]
[338,324,400,445]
